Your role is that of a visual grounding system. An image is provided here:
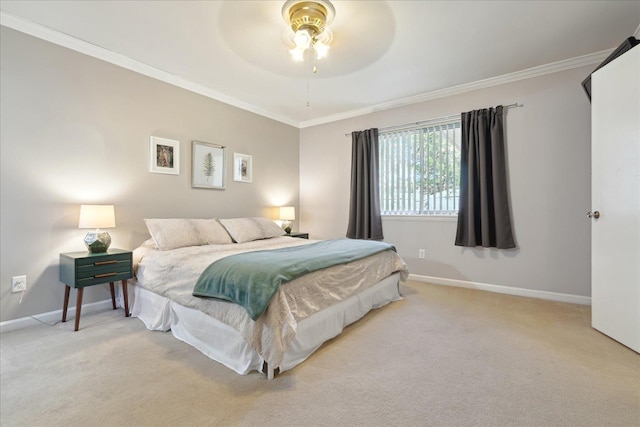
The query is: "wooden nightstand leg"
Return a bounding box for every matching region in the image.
[74,287,84,332]
[62,285,71,322]
[109,282,117,310]
[121,280,130,317]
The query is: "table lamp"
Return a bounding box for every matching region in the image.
[79,204,115,253]
[279,206,295,234]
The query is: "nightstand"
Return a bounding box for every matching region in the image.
[59,248,133,331]
[286,232,309,239]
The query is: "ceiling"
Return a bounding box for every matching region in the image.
[1,1,639,128]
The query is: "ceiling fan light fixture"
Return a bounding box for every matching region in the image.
[293,29,312,50]
[289,46,306,62]
[282,0,335,65]
[313,39,330,59]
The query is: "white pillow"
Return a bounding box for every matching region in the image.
[139,238,157,249]
[144,218,233,250]
[218,217,285,243]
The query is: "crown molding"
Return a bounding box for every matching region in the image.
[298,49,611,128]
[0,11,299,128]
[2,11,612,130]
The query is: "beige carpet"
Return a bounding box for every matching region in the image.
[1,280,638,427]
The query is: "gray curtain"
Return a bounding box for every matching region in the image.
[346,128,383,240]
[455,106,515,249]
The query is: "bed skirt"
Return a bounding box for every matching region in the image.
[118,273,402,377]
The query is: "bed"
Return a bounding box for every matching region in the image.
[124,217,408,379]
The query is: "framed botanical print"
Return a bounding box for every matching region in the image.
[192,141,226,189]
[149,136,179,175]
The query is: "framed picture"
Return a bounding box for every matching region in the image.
[192,141,226,190]
[149,136,179,175]
[233,153,252,183]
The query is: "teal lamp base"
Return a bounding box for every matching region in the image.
[84,230,112,253]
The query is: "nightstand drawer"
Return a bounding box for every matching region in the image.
[76,259,131,280]
[76,270,132,288]
[76,252,130,267]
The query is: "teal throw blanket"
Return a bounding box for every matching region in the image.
[193,239,396,320]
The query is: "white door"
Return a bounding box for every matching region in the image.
[591,46,640,353]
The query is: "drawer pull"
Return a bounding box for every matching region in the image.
[94,272,117,279]
[94,260,118,266]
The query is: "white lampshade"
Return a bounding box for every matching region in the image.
[279,206,295,221]
[79,205,116,229]
[79,205,115,253]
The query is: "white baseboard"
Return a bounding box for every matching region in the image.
[408,274,591,306]
[1,276,591,333]
[0,299,114,334]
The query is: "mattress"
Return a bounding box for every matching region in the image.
[122,272,402,375]
[126,236,408,376]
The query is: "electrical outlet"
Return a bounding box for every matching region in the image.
[12,275,27,293]
[418,249,426,259]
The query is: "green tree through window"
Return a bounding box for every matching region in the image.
[379,120,461,215]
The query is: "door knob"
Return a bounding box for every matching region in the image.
[587,211,600,219]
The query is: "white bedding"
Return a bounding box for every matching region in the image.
[132,236,408,372]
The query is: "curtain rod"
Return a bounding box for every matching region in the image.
[345,102,522,136]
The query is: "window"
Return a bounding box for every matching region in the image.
[379,119,461,215]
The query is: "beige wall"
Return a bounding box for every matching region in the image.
[1,24,596,323]
[300,66,592,297]
[0,28,299,322]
